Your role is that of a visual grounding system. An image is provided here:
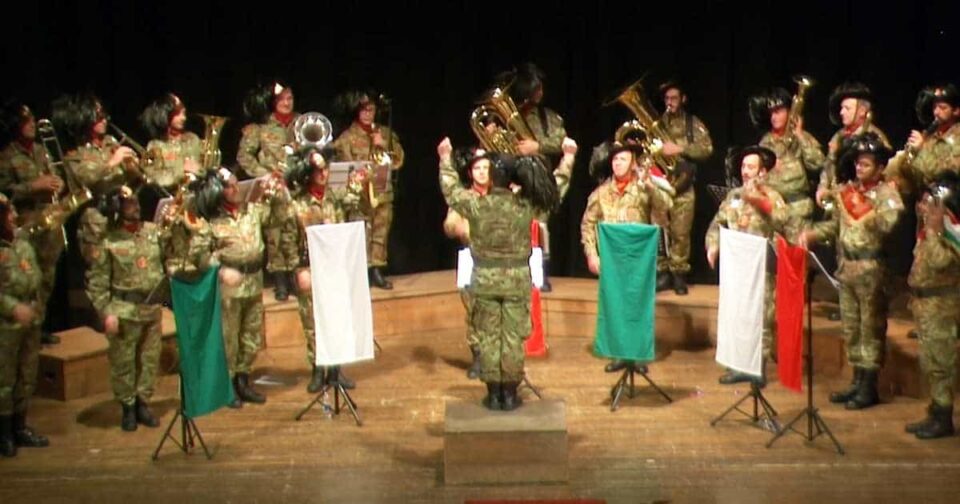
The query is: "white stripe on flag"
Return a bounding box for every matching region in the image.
[715,227,766,376]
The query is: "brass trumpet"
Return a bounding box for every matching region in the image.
[108,122,167,194]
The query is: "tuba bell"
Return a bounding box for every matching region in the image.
[469,86,536,154]
[198,114,228,171]
[606,79,677,172]
[293,112,333,150]
[787,74,815,137]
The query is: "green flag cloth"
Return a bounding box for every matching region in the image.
[170,266,234,418]
[593,223,659,362]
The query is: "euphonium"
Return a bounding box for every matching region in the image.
[468,86,536,154]
[608,79,677,172]
[198,114,228,171]
[787,75,815,136]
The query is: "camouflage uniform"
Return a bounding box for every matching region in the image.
[207,203,271,376]
[64,136,127,264]
[0,233,42,416]
[908,226,960,409]
[885,123,960,196]
[439,157,533,384]
[144,132,202,191]
[236,115,300,275]
[333,122,405,268]
[85,223,165,406]
[658,111,713,275]
[580,173,672,262]
[706,185,789,358]
[810,181,903,370]
[760,131,825,241]
[0,141,65,328]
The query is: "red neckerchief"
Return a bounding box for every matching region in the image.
[354,120,375,134]
[309,184,326,202]
[858,178,880,193]
[843,118,865,136]
[16,138,34,153]
[614,172,634,195]
[167,127,183,140]
[471,183,489,196]
[274,112,295,127]
[91,134,104,148]
[841,182,874,220]
[771,126,787,138]
[123,221,141,234]
[222,201,240,218]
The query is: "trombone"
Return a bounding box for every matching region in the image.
[108,122,170,197]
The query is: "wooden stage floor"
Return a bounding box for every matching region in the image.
[3,275,960,503]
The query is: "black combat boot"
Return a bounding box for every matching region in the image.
[12,411,49,447]
[673,273,689,295]
[656,271,673,292]
[482,382,502,411]
[501,382,523,411]
[273,271,289,301]
[467,346,481,380]
[605,359,628,372]
[915,403,955,440]
[327,366,356,390]
[307,366,325,394]
[369,267,393,290]
[540,259,552,293]
[830,368,862,404]
[135,398,159,428]
[906,403,938,434]
[845,368,880,410]
[227,377,243,409]
[0,415,17,457]
[235,373,266,404]
[121,403,138,432]
[718,370,753,385]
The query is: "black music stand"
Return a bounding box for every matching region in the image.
[152,380,213,461]
[296,369,362,426]
[610,363,673,412]
[766,250,845,454]
[710,375,781,434]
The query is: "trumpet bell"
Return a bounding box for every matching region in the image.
[294,112,333,149]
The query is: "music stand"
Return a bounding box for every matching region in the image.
[766,250,845,454]
[152,380,213,460]
[610,363,672,412]
[296,373,362,426]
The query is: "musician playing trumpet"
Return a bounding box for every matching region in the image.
[0,101,66,345]
[332,90,405,290]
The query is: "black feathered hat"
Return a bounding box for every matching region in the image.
[285,144,338,190]
[453,146,497,188]
[192,168,234,220]
[97,185,136,224]
[333,89,386,123]
[0,100,32,146]
[50,93,103,151]
[915,83,960,126]
[243,79,291,124]
[504,63,545,106]
[728,145,777,184]
[139,93,185,140]
[835,132,893,183]
[590,141,645,181]
[748,87,791,129]
[828,82,874,126]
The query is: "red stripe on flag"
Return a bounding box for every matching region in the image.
[775,236,806,392]
[526,219,547,357]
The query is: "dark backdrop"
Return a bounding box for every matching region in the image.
[3,0,958,283]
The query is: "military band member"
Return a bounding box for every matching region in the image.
[801,133,904,410]
[438,138,559,410]
[582,143,672,373]
[237,80,300,301]
[193,169,273,405]
[140,93,202,193]
[51,93,137,264]
[333,90,404,290]
[656,81,714,294]
[885,83,960,196]
[749,88,825,241]
[904,173,960,439]
[706,146,789,385]
[285,146,361,393]
[0,195,50,456]
[85,187,164,431]
[0,101,66,344]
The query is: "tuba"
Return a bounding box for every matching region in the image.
[469,86,536,154]
[293,112,333,149]
[198,114,228,171]
[607,79,677,172]
[787,75,815,137]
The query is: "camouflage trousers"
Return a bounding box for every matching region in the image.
[265,199,299,274]
[222,294,263,376]
[839,275,888,370]
[106,314,161,406]
[353,193,393,268]
[26,217,65,325]
[473,295,530,383]
[78,206,108,265]
[912,294,960,408]
[460,287,479,348]
[0,324,41,415]
[296,289,316,365]
[664,189,695,274]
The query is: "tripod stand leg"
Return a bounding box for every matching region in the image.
[710,392,754,426]
[152,409,183,461]
[812,410,845,455]
[638,371,673,403]
[335,384,363,426]
[185,416,214,459]
[295,386,328,421]
[610,370,630,412]
[766,407,807,447]
[374,338,382,354]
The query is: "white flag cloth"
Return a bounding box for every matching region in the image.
[715,227,766,377]
[455,247,542,288]
[307,222,375,366]
[528,247,544,288]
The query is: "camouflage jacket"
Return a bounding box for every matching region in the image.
[0,141,56,211]
[886,122,960,195]
[334,122,405,173]
[818,124,891,192]
[161,209,216,282]
[759,130,825,201]
[811,180,903,284]
[145,132,202,189]
[86,222,165,322]
[523,106,566,157]
[706,184,789,251]
[581,174,672,259]
[206,202,271,298]
[237,114,298,179]
[440,157,534,298]
[660,111,714,162]
[908,224,960,291]
[0,234,42,330]
[64,135,126,196]
[289,186,360,264]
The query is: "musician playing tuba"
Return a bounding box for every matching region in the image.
[748,82,825,241]
[332,89,405,290]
